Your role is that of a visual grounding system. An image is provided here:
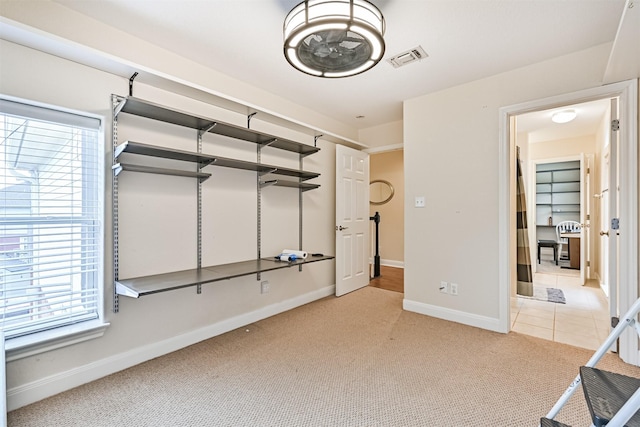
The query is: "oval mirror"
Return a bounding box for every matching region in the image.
[370,180,394,205]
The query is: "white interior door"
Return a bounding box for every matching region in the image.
[335,145,369,296]
[579,153,593,285]
[600,150,610,298]
[606,98,619,347]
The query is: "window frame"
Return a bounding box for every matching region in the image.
[0,94,108,360]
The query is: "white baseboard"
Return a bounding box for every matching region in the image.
[593,273,611,298]
[600,281,610,299]
[7,285,336,411]
[381,259,404,268]
[369,259,404,268]
[403,298,503,333]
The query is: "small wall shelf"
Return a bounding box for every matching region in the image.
[115,96,320,156]
[112,162,212,181]
[260,179,320,192]
[114,140,217,166]
[114,140,320,187]
[115,256,334,298]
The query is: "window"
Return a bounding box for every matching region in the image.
[0,96,103,341]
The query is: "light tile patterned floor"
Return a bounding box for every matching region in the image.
[511,267,610,351]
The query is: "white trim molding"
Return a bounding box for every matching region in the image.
[381,259,404,268]
[369,258,404,268]
[5,322,110,363]
[403,299,502,332]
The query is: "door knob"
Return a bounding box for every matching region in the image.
[336,225,349,231]
[600,230,609,236]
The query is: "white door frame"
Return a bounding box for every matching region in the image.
[498,80,638,364]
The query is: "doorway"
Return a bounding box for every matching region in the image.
[498,80,638,365]
[512,101,607,350]
[368,148,404,293]
[530,152,595,285]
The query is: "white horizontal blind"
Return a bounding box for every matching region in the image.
[0,97,102,339]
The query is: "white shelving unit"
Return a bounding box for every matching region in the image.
[536,160,581,228]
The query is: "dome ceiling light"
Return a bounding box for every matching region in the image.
[551,109,577,124]
[283,0,386,78]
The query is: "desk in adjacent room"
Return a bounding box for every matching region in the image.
[561,232,581,269]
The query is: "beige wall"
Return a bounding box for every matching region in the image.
[1,39,336,409]
[528,135,596,160]
[370,150,404,265]
[359,120,403,149]
[403,43,614,329]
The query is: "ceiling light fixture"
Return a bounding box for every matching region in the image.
[551,109,577,124]
[283,0,386,78]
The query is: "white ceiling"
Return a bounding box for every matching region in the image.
[517,98,611,144]
[52,0,626,131]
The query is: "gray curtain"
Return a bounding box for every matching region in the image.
[516,147,533,296]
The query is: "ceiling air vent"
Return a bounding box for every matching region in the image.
[388,45,428,68]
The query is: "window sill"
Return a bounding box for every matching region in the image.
[4,321,110,362]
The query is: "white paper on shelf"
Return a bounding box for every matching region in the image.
[282,249,308,259]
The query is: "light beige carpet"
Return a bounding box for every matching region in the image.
[8,287,640,426]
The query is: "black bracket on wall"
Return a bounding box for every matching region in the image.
[247,112,257,129]
[314,134,323,147]
[129,72,139,96]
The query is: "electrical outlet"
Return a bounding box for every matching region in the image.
[415,196,426,208]
[261,280,270,294]
[450,283,458,296]
[439,281,448,294]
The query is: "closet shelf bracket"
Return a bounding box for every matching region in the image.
[199,122,218,137]
[258,168,278,177]
[113,97,128,118]
[260,180,278,188]
[247,112,257,129]
[261,138,278,147]
[128,72,139,97]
